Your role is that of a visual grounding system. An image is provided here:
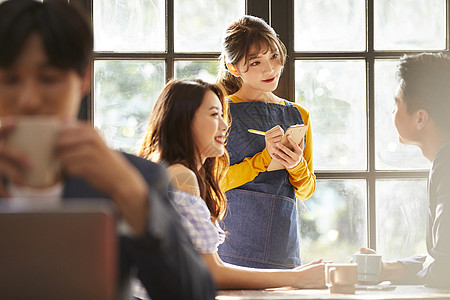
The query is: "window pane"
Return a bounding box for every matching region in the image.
[375,60,430,170]
[374,0,446,50]
[174,60,220,83]
[294,0,365,52]
[94,60,165,153]
[174,0,244,52]
[94,0,165,52]
[295,60,366,170]
[376,179,427,260]
[299,180,367,263]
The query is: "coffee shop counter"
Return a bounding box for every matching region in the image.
[216,285,450,300]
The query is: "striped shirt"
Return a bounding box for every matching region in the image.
[133,189,224,299]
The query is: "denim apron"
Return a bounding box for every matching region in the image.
[218,99,304,269]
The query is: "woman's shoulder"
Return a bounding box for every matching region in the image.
[280,99,310,121]
[167,163,192,176]
[226,94,241,103]
[166,164,200,196]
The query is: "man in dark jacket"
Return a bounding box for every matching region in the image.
[0,0,215,298]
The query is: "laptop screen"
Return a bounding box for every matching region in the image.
[0,200,118,300]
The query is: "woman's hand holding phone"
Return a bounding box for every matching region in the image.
[273,134,305,169]
[267,124,308,171]
[265,125,284,159]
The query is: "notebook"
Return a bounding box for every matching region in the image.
[0,200,117,300]
[267,124,308,171]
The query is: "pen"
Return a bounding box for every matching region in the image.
[248,129,266,136]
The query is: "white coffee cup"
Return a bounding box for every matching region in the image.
[353,253,382,283]
[326,263,357,294]
[5,117,62,188]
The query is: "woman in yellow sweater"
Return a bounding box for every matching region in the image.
[217,15,316,269]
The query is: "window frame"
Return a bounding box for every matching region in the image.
[271,0,449,249]
[77,0,450,250]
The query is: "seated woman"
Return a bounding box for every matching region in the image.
[133,79,326,298]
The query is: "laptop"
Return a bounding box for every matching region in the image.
[0,200,118,300]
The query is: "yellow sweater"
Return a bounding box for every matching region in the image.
[220,95,316,201]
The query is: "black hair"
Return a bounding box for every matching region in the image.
[397,52,450,133]
[0,0,93,75]
[139,79,230,221]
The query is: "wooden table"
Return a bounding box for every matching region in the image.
[217,285,450,299]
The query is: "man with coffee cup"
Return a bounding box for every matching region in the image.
[0,0,215,299]
[359,53,450,288]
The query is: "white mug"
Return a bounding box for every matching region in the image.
[5,117,62,188]
[326,263,357,294]
[353,253,382,283]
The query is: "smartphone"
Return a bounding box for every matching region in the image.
[267,124,308,171]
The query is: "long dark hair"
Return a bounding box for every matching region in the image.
[217,15,287,95]
[139,79,229,221]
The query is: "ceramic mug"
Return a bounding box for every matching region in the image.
[5,117,62,188]
[353,253,382,283]
[326,263,357,294]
